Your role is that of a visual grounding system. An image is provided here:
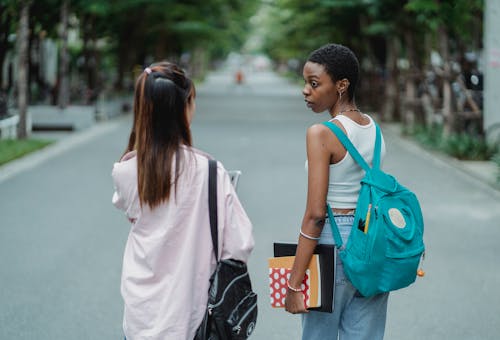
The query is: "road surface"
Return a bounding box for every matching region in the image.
[1,68,499,339]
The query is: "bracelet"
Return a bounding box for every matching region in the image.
[300,230,320,241]
[287,281,303,293]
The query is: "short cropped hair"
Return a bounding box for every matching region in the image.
[307,43,359,101]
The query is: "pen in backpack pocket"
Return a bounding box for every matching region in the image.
[364,204,372,234]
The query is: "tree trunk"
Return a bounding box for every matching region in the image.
[191,47,207,80]
[0,4,12,91]
[403,30,418,133]
[17,1,30,139]
[439,25,454,137]
[82,14,99,103]
[115,42,126,91]
[58,0,69,108]
[27,14,35,103]
[114,19,138,91]
[115,35,130,91]
[382,37,400,122]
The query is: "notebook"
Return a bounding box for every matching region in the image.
[270,243,335,313]
[269,255,321,308]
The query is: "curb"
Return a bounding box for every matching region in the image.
[0,118,123,184]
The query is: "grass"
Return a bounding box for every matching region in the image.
[493,153,500,183]
[0,139,53,166]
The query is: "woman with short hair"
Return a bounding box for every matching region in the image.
[284,44,388,339]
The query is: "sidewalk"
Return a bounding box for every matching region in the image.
[0,96,132,184]
[7,95,132,136]
[383,122,500,193]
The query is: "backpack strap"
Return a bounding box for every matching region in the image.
[322,121,371,172]
[372,123,382,170]
[326,203,344,249]
[322,120,383,171]
[322,120,382,249]
[208,159,219,260]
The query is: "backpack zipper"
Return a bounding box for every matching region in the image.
[208,271,249,312]
[232,300,257,335]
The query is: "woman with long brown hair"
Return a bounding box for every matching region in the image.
[112,61,254,339]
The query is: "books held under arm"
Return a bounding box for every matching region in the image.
[269,243,335,313]
[268,255,321,309]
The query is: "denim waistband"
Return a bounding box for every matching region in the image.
[320,214,354,246]
[326,214,355,225]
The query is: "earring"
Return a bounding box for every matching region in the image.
[338,91,343,102]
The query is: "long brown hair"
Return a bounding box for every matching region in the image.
[124,61,195,208]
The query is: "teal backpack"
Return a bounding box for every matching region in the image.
[323,121,425,297]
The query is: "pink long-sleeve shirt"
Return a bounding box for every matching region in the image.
[112,146,254,340]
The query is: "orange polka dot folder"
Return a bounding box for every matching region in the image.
[269,243,335,313]
[268,255,321,308]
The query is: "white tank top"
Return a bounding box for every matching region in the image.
[327,114,386,209]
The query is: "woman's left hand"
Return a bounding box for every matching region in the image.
[284,290,308,314]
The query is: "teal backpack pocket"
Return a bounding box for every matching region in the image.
[378,193,424,258]
[323,121,425,297]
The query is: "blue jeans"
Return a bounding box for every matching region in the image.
[301,215,389,340]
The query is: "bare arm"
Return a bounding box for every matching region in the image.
[285,124,331,314]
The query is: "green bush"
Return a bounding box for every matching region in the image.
[408,125,498,161]
[412,124,443,148]
[442,133,497,160]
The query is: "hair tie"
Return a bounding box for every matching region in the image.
[144,67,152,74]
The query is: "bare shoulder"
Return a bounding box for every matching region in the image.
[306,123,338,159]
[306,122,346,144]
[308,120,348,163]
[306,123,332,140]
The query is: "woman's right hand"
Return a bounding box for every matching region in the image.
[284,290,309,314]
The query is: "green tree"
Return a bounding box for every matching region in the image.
[259,0,483,136]
[261,0,363,63]
[405,0,484,136]
[17,0,31,139]
[361,0,416,123]
[90,0,257,88]
[3,0,259,119]
[72,1,111,101]
[58,0,69,108]
[0,1,16,91]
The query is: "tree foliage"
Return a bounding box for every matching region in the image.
[260,0,484,135]
[1,0,259,97]
[261,0,482,63]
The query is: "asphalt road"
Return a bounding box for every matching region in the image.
[1,68,499,339]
